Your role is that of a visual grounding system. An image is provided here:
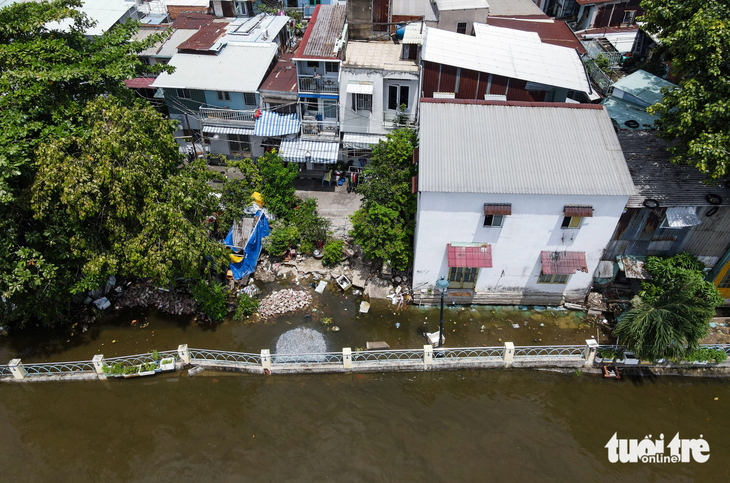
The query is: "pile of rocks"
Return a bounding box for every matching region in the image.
[115,281,195,315]
[258,289,312,318]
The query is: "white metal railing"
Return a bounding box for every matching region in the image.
[199,107,256,127]
[4,343,730,381]
[383,111,416,129]
[301,119,339,137]
[298,76,339,93]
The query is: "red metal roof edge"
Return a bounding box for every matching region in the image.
[419,98,604,110]
[294,4,321,58]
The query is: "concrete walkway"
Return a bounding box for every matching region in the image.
[294,178,362,238]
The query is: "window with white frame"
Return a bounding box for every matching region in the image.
[387,85,410,111]
[322,99,337,118]
[228,134,251,155]
[243,92,256,106]
[352,93,372,112]
[176,88,191,99]
[216,91,230,101]
[233,1,249,16]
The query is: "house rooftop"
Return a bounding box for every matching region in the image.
[45,0,136,36]
[611,70,676,107]
[418,99,635,197]
[485,18,586,53]
[170,12,213,29]
[295,4,347,60]
[392,0,438,22]
[151,43,278,92]
[602,96,659,130]
[177,21,230,52]
[434,0,488,11]
[618,131,730,208]
[422,26,591,94]
[485,0,548,18]
[259,54,298,98]
[343,41,419,72]
[221,14,289,45]
[402,22,426,45]
[155,29,200,57]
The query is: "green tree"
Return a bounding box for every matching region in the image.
[0,1,171,326]
[641,0,730,180]
[614,253,723,361]
[217,157,264,232]
[258,150,299,219]
[350,129,417,270]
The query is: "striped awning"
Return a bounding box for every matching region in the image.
[484,203,512,216]
[564,205,593,217]
[541,251,588,275]
[342,132,387,149]
[254,111,301,137]
[280,138,339,164]
[447,243,492,268]
[202,125,255,135]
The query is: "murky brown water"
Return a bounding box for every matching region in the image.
[1,370,728,482]
[0,279,604,364]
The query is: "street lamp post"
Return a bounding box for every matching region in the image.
[435,276,450,348]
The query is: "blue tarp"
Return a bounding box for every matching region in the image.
[229,212,270,280]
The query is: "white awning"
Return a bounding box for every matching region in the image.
[346,82,374,94]
[202,125,255,135]
[665,207,702,228]
[342,132,387,149]
[280,139,339,164]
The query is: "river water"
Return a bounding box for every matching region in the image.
[2,283,729,481]
[1,370,728,481]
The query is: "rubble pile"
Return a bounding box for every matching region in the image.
[258,289,312,318]
[115,281,195,315]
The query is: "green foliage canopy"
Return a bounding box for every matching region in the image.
[350,129,418,270]
[641,0,730,180]
[614,253,723,361]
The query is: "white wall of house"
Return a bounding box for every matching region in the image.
[437,9,489,34]
[339,69,419,135]
[412,191,629,303]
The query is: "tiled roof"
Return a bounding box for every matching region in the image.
[447,244,493,268]
[564,206,594,217]
[541,251,588,275]
[483,204,512,216]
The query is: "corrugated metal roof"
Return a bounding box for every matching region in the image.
[485,18,586,53]
[618,131,730,208]
[473,23,541,43]
[435,0,488,11]
[171,12,213,30]
[151,43,278,92]
[402,22,425,45]
[542,251,588,275]
[45,0,135,36]
[222,14,289,45]
[177,22,229,51]
[418,100,635,196]
[295,5,346,60]
[422,27,591,94]
[392,0,438,22]
[602,96,659,130]
[486,0,548,17]
[611,69,676,107]
[259,54,298,97]
[124,77,157,89]
[156,29,199,57]
[447,243,493,268]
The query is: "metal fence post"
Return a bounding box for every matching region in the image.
[261,349,272,371]
[343,348,352,370]
[503,342,515,368]
[178,344,191,364]
[584,339,599,367]
[8,359,26,380]
[92,354,106,377]
[424,345,433,369]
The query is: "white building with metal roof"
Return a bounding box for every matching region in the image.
[412,99,635,305]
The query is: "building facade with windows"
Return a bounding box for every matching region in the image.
[338,40,420,166]
[283,4,347,176]
[412,99,635,305]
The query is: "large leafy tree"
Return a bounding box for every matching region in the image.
[350,129,418,270]
[641,0,730,180]
[0,1,221,327]
[614,253,723,361]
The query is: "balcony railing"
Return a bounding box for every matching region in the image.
[383,111,416,129]
[301,119,339,139]
[199,107,256,127]
[298,76,339,94]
